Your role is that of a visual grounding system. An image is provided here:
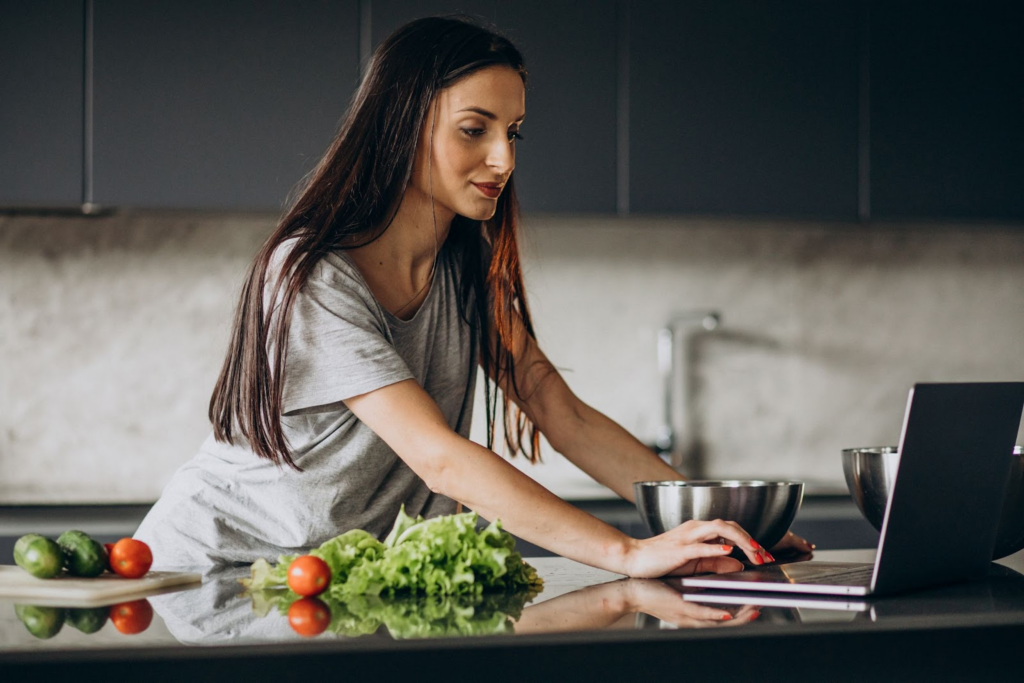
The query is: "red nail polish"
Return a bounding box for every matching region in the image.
[721,614,732,621]
[720,545,732,552]
[750,611,761,620]
[766,553,776,562]
[749,539,760,550]
[753,554,763,565]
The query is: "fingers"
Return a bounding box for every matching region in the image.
[707,604,762,628]
[629,519,785,579]
[770,531,815,556]
[790,531,816,553]
[674,556,743,576]
[650,598,762,629]
[674,519,767,565]
[644,595,737,627]
[674,601,738,622]
[667,545,747,577]
[733,604,762,622]
[720,605,762,627]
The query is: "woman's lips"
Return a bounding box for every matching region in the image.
[472,183,501,199]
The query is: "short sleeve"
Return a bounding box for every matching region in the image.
[280,254,413,414]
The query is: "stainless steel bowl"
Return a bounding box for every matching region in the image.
[633,480,804,549]
[841,446,1024,560]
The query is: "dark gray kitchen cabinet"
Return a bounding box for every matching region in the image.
[869,1,1024,222]
[628,1,861,219]
[371,1,619,213]
[0,0,84,207]
[92,0,360,210]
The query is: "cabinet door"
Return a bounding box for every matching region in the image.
[0,0,83,207]
[870,1,1024,222]
[371,1,619,213]
[629,1,861,219]
[93,0,360,210]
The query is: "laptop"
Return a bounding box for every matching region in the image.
[681,382,1024,597]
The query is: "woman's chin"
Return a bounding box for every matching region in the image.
[460,204,498,221]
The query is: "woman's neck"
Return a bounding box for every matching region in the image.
[348,187,454,318]
[367,183,453,259]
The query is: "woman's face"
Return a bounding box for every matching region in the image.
[410,65,526,222]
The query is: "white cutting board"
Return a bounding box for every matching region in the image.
[0,565,202,606]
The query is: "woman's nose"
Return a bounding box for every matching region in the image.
[487,137,515,175]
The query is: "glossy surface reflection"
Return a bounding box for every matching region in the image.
[4,551,1024,652]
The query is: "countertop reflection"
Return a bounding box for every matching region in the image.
[5,550,1024,653]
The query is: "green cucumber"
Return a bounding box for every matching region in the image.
[56,530,108,578]
[13,534,64,579]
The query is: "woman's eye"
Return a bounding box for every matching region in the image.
[508,131,524,142]
[460,128,486,137]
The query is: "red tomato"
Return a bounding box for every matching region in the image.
[109,538,153,579]
[287,555,331,597]
[109,599,154,635]
[288,597,331,637]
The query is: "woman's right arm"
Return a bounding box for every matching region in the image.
[342,379,768,577]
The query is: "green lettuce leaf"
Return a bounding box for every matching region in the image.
[310,529,384,582]
[382,506,424,548]
[240,506,543,599]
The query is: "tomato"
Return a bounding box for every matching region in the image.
[109,538,153,579]
[288,597,331,637]
[109,599,154,635]
[286,555,331,597]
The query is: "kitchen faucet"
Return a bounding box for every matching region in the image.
[650,310,721,474]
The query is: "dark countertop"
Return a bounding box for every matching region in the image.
[3,549,1024,681]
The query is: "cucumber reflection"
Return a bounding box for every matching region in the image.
[10,599,153,640]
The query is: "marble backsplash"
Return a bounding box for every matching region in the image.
[2,212,1022,503]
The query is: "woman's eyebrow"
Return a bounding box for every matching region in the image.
[456,106,526,123]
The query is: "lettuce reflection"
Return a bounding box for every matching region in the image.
[149,565,760,645]
[247,587,538,639]
[245,575,759,639]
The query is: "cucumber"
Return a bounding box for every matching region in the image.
[67,607,109,634]
[14,604,66,639]
[13,534,64,579]
[56,530,108,578]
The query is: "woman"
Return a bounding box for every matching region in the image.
[136,16,810,573]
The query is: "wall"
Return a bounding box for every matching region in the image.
[2,212,1022,503]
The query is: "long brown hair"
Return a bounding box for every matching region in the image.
[209,16,541,470]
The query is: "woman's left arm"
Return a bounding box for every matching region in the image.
[486,316,680,502]
[525,363,679,503]
[491,318,814,553]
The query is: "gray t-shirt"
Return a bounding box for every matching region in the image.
[135,240,478,568]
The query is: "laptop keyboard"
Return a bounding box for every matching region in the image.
[795,566,875,586]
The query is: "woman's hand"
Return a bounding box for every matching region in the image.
[624,579,761,629]
[770,530,815,559]
[513,577,760,634]
[621,519,772,578]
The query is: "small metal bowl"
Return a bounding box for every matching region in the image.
[842,446,1024,560]
[633,480,804,549]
